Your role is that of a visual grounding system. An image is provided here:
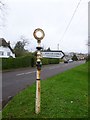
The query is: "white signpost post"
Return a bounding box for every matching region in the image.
[33,28,65,114]
[33,28,45,114]
[41,51,65,59]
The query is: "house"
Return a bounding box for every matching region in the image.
[64,52,74,61]
[76,53,88,60]
[0,38,15,58]
[64,52,88,61]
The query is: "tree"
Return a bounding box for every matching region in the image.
[46,47,51,51]
[72,54,78,61]
[14,38,29,57]
[20,35,29,44]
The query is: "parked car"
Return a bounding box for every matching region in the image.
[64,60,68,63]
[68,59,73,63]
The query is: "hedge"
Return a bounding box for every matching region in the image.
[42,58,49,65]
[42,58,59,64]
[2,55,35,70]
[1,56,59,70]
[48,58,59,64]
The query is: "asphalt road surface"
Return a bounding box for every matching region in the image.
[2,61,85,107]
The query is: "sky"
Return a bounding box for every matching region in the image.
[0,0,89,53]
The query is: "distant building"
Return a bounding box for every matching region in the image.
[64,52,74,60]
[64,52,87,60]
[0,38,15,58]
[76,53,87,60]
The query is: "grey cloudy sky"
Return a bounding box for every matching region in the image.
[0,0,89,53]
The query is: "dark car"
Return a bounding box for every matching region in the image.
[64,60,68,63]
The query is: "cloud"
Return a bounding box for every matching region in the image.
[2,0,88,53]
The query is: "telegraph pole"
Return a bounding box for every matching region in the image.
[33,28,45,114]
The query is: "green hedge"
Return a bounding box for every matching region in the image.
[2,56,59,70]
[42,58,49,65]
[48,58,59,64]
[2,55,35,70]
[42,58,59,65]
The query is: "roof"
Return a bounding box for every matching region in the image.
[0,38,14,53]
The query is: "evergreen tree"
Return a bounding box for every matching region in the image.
[72,54,78,61]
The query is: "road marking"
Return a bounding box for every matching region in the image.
[16,63,71,76]
[25,71,36,75]
[25,72,32,75]
[16,73,25,76]
[16,71,36,76]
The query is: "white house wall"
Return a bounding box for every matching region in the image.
[0,46,15,58]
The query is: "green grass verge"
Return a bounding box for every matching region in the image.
[2,62,88,118]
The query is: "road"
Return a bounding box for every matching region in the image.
[2,61,85,107]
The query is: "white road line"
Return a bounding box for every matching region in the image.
[16,71,36,76]
[25,71,36,75]
[16,73,25,76]
[24,72,32,75]
[16,64,67,76]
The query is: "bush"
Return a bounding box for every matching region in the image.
[42,58,59,65]
[48,58,59,64]
[31,56,36,67]
[72,54,78,61]
[2,55,35,70]
[2,56,59,70]
[2,58,14,69]
[42,58,49,65]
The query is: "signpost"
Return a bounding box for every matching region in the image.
[41,51,65,59]
[33,28,45,114]
[33,28,65,114]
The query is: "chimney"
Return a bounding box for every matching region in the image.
[8,41,10,46]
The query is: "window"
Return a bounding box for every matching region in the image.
[0,51,4,56]
[7,52,10,56]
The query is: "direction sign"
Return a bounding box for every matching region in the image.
[41,51,65,59]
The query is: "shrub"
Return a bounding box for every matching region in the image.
[2,56,59,70]
[42,58,59,65]
[48,58,59,64]
[42,58,49,65]
[2,55,35,70]
[72,54,78,61]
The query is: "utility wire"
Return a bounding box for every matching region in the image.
[59,0,82,41]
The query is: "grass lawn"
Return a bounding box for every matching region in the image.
[2,62,88,119]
